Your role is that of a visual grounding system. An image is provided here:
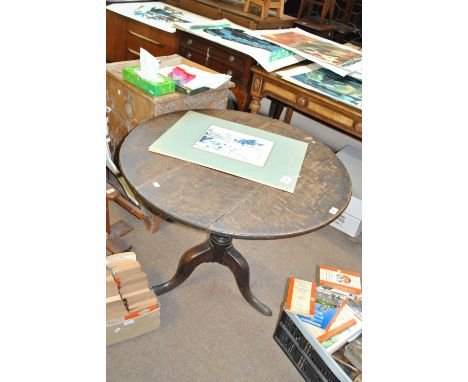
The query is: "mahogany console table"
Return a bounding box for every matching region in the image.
[178,30,257,111]
[248,66,362,139]
[119,109,351,315]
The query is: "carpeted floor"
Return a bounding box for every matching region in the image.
[107,202,361,382]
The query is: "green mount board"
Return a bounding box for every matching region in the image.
[148,111,308,193]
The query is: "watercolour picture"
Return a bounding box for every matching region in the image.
[133,5,190,24]
[259,30,361,68]
[291,67,362,109]
[204,27,294,62]
[193,125,274,167]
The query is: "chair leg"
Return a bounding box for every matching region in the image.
[276,0,284,17]
[261,0,271,18]
[320,0,330,25]
[243,0,251,13]
[297,0,307,18]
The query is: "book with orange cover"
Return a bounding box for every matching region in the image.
[319,266,361,295]
[285,277,316,317]
[316,319,356,343]
[321,303,362,353]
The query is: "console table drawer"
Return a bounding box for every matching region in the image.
[179,35,207,52]
[179,46,209,66]
[208,58,243,85]
[208,47,248,72]
[126,19,178,57]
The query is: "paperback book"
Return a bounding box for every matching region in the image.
[285,278,316,317]
[319,266,362,295]
[297,285,347,329]
[321,304,362,354]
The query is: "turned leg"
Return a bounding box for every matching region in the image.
[153,241,213,295]
[284,107,294,124]
[249,98,261,114]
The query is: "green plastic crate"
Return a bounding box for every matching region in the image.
[122,66,175,97]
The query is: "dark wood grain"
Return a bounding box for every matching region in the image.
[119,109,351,239]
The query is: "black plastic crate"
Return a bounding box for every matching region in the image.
[273,310,352,382]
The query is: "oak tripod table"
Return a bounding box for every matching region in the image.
[119,109,351,316]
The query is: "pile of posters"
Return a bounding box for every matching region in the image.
[277,64,362,109]
[106,2,211,33]
[174,20,305,72]
[247,28,362,77]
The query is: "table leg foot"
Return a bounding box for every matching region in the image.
[152,241,212,295]
[153,234,272,316]
[223,246,272,316]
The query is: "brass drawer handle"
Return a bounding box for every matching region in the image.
[227,69,233,76]
[228,55,235,62]
[127,48,140,57]
[187,38,193,45]
[128,30,162,46]
[186,52,192,58]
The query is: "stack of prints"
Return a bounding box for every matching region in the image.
[276,63,362,109]
[174,20,305,72]
[106,1,211,33]
[247,27,362,77]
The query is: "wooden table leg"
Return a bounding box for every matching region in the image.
[107,183,134,254]
[284,107,294,124]
[249,97,262,114]
[153,233,272,316]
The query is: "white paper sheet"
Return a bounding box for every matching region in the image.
[174,20,305,72]
[192,125,274,167]
[106,2,211,33]
[247,28,362,76]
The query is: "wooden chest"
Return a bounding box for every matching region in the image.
[106,55,235,156]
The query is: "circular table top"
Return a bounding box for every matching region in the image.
[119,109,351,240]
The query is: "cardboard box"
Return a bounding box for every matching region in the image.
[330,196,362,238]
[332,145,362,238]
[106,252,160,346]
[107,306,160,346]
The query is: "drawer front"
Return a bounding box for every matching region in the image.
[179,46,209,67]
[179,34,209,53]
[126,19,178,57]
[207,45,248,72]
[207,57,244,87]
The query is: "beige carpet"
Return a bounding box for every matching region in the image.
[107,202,361,382]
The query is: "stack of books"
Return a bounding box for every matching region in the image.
[106,253,158,323]
[106,252,160,346]
[285,266,362,355]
